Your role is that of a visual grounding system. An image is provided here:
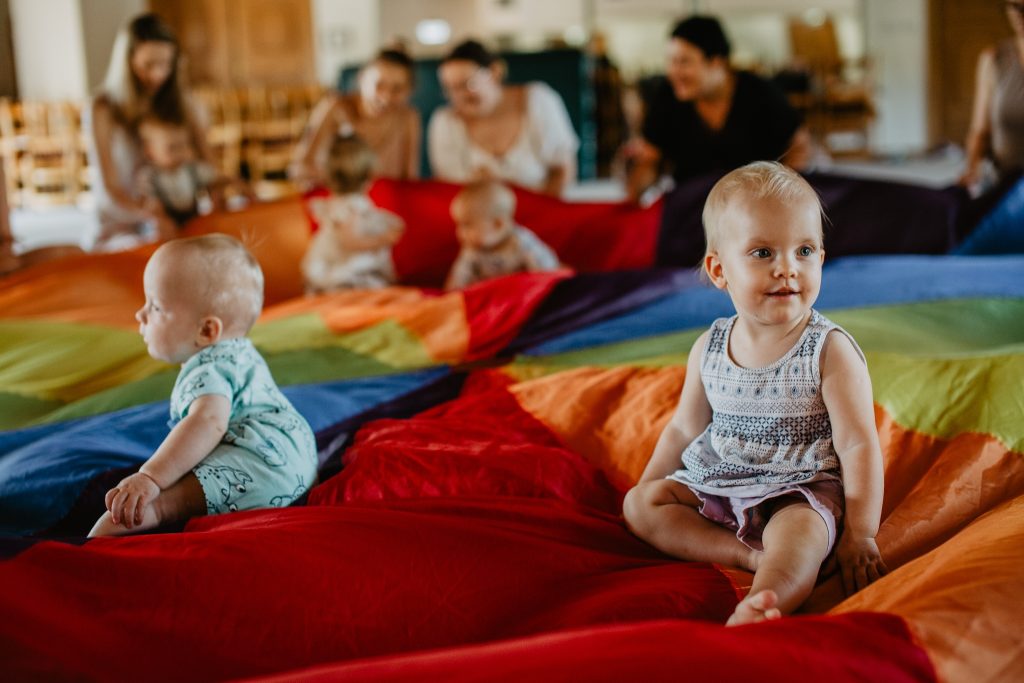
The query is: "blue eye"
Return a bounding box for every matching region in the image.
[752,248,771,258]
[799,246,814,257]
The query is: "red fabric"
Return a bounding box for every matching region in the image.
[462,270,570,361]
[309,385,619,512]
[368,179,661,287]
[0,379,935,682]
[300,186,331,232]
[250,614,935,683]
[0,500,737,682]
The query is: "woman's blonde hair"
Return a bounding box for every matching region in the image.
[100,13,188,127]
[702,161,823,255]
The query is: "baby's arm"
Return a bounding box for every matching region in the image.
[820,331,888,595]
[108,394,230,529]
[638,331,712,482]
[445,251,473,291]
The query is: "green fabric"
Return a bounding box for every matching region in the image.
[253,314,434,369]
[512,299,1024,449]
[0,321,162,402]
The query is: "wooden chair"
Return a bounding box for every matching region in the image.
[16,101,82,208]
[788,15,875,157]
[243,86,301,200]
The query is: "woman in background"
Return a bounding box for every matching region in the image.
[960,1,1024,190]
[290,49,421,188]
[88,13,214,251]
[954,0,1024,254]
[428,40,579,197]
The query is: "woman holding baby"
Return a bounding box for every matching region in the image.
[88,13,214,252]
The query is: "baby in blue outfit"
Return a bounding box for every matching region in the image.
[89,234,317,536]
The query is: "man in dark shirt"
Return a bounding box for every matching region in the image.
[626,16,811,199]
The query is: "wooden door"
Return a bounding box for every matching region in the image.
[150,0,315,87]
[928,0,1014,146]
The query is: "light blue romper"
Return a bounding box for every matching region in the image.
[170,338,318,515]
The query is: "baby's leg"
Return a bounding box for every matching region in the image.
[727,501,829,626]
[623,479,758,571]
[88,474,207,537]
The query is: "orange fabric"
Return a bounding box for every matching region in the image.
[0,199,311,328]
[871,408,1024,568]
[0,248,152,329]
[833,494,1024,683]
[184,198,311,306]
[509,365,685,490]
[509,364,1024,681]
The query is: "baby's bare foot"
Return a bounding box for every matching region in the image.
[726,589,781,626]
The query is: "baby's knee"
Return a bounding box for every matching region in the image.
[622,481,665,534]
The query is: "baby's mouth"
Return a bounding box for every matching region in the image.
[767,289,800,297]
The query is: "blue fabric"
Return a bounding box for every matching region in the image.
[954,176,1024,255]
[525,255,1024,355]
[0,368,448,535]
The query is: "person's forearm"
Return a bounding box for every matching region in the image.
[838,443,884,537]
[542,165,568,196]
[626,158,658,202]
[781,128,813,171]
[140,411,227,489]
[639,423,689,483]
[963,127,989,172]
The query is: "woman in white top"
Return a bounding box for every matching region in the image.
[87,13,213,251]
[429,40,579,197]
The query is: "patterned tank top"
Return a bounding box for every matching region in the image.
[673,310,865,496]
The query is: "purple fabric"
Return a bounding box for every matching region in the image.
[504,268,698,355]
[656,171,969,267]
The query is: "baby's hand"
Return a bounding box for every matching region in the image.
[105,472,161,529]
[835,533,888,596]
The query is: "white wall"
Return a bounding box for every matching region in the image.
[380,0,478,56]
[311,0,380,86]
[10,0,88,100]
[79,0,146,93]
[476,0,586,50]
[864,0,927,154]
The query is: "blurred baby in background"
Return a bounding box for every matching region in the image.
[302,134,405,293]
[445,179,562,290]
[135,113,224,233]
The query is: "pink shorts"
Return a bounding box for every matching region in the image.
[687,479,844,553]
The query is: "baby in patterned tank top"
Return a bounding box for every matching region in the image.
[623,161,887,626]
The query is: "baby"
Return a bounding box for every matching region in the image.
[135,113,222,230]
[622,161,887,626]
[89,234,317,536]
[302,134,405,292]
[445,180,561,290]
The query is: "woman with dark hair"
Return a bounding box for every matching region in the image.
[290,49,421,187]
[88,13,213,251]
[428,40,579,197]
[626,15,812,200]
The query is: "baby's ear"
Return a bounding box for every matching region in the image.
[197,316,224,346]
[704,252,727,290]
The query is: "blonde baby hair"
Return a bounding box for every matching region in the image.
[159,234,264,335]
[702,161,824,256]
[455,179,516,219]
